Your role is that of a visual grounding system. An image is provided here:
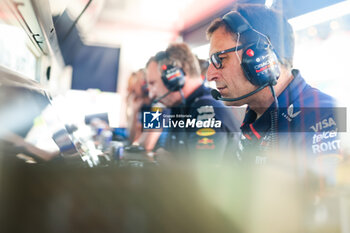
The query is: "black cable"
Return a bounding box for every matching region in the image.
[179,89,186,106]
[62,0,94,42]
[269,85,279,109]
[152,90,171,105]
[177,88,188,160]
[269,85,279,150]
[211,82,269,101]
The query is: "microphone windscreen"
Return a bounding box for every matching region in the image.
[211,89,222,100]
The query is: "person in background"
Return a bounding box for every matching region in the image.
[197,56,210,81]
[126,69,162,152]
[126,71,143,143]
[146,43,240,164]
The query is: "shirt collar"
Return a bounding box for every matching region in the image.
[241,69,307,139]
[277,69,307,108]
[184,84,210,107]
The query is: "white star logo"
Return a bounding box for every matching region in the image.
[150,110,161,122]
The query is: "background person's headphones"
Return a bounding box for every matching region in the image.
[141,81,149,97]
[155,51,185,92]
[223,11,280,87]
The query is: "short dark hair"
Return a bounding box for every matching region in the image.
[146,43,201,77]
[207,4,294,68]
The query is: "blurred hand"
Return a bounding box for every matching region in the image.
[155,147,174,165]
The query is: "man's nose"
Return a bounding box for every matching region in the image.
[206,63,218,82]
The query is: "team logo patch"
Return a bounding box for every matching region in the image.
[151,106,162,112]
[196,128,216,137]
[197,137,214,145]
[282,104,301,122]
[196,137,215,150]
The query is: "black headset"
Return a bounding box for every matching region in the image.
[211,11,281,102]
[223,11,280,87]
[214,11,280,149]
[155,51,185,92]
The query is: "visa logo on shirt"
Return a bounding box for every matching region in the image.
[310,117,337,132]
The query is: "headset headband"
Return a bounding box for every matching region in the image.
[222,11,252,34]
[222,11,283,63]
[155,51,168,62]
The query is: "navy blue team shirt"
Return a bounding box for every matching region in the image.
[238,69,343,181]
[163,84,240,163]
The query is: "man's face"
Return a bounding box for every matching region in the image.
[146,61,181,107]
[207,26,257,106]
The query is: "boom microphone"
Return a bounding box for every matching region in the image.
[211,89,222,100]
[211,83,269,101]
[152,90,171,105]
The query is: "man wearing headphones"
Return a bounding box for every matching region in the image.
[146,43,239,163]
[206,4,343,180]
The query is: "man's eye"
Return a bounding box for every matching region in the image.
[218,56,226,61]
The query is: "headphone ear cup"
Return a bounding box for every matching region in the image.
[141,82,149,97]
[241,43,280,86]
[161,65,185,91]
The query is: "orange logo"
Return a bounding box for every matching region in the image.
[198,137,214,145]
[196,128,216,137]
